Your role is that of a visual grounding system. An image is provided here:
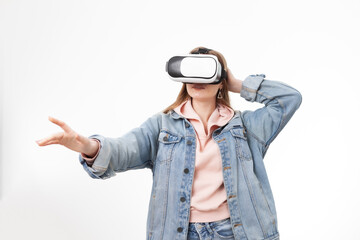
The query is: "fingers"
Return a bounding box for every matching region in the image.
[48,116,72,133]
[36,132,63,146]
[36,139,59,146]
[227,69,234,79]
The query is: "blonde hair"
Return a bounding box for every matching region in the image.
[163,47,232,114]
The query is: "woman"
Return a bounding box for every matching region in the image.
[37,47,302,240]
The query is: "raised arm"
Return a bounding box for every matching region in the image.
[227,69,302,156]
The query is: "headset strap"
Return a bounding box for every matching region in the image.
[193,48,212,54]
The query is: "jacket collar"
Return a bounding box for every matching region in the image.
[169,108,244,131]
[169,109,183,119]
[222,110,244,131]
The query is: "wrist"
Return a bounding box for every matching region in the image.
[82,139,100,158]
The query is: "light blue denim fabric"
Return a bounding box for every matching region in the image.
[187,218,237,240]
[79,74,302,240]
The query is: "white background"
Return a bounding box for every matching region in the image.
[1,0,360,239]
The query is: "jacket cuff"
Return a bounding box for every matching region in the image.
[240,74,266,102]
[79,135,113,179]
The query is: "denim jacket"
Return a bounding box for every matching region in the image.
[79,74,302,240]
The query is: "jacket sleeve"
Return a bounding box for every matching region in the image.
[78,113,162,179]
[240,74,302,156]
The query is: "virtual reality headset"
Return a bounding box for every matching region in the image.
[165,48,227,84]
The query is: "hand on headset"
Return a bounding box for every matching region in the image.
[36,116,99,158]
[226,68,243,94]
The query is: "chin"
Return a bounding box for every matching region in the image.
[190,95,216,102]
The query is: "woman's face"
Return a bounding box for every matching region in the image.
[186,83,222,102]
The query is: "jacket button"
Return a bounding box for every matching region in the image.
[185,122,190,128]
[180,197,186,202]
[163,136,168,141]
[186,140,192,145]
[242,129,247,138]
[177,227,183,232]
[184,168,189,174]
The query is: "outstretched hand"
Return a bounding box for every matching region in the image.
[36,116,99,157]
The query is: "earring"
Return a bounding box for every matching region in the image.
[217,89,223,99]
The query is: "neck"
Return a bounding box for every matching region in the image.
[191,98,217,125]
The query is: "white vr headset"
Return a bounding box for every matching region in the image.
[165,48,227,84]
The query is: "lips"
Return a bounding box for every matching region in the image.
[192,84,205,89]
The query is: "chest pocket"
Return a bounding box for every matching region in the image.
[156,130,181,163]
[230,126,252,161]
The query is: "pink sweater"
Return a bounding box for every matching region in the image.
[174,99,234,223]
